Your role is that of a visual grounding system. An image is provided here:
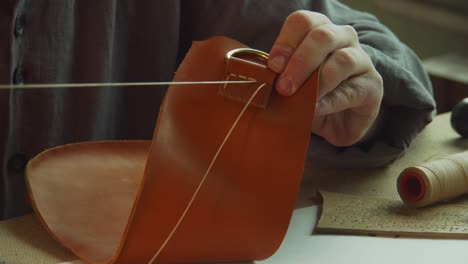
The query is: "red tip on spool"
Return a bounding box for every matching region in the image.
[399,172,426,202]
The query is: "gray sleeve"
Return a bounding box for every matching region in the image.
[306,0,436,167]
[183,0,436,168]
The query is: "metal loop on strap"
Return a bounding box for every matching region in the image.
[225,48,269,62]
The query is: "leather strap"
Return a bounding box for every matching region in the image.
[219,56,276,109]
[25,36,319,263]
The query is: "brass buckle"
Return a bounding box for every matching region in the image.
[221,48,274,109]
[225,48,269,62]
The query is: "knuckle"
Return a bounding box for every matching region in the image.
[324,89,343,111]
[338,84,357,105]
[343,25,359,41]
[350,80,368,103]
[286,11,315,29]
[337,82,365,110]
[352,86,367,105]
[309,25,336,45]
[372,72,384,100]
[374,70,384,88]
[334,49,358,69]
[364,70,384,100]
[285,11,331,30]
[310,12,330,23]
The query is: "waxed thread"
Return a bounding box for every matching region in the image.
[418,164,443,201]
[0,80,257,89]
[439,157,468,189]
[420,159,464,201]
[409,152,468,205]
[422,153,448,163]
[147,83,267,264]
[223,73,256,90]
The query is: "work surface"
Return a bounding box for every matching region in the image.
[2,207,467,264]
[1,113,468,264]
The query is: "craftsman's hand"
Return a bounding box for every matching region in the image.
[268,11,383,146]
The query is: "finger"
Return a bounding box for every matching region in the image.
[268,11,331,73]
[312,111,372,146]
[318,46,372,100]
[315,73,378,117]
[277,24,359,96]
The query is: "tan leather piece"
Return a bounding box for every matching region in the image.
[26,141,151,263]
[25,36,319,264]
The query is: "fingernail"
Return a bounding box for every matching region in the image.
[277,77,294,96]
[269,55,286,72]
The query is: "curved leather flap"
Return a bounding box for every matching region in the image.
[26,36,319,264]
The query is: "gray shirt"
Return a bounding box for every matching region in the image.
[0,0,435,219]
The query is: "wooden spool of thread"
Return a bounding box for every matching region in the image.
[397,151,468,207]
